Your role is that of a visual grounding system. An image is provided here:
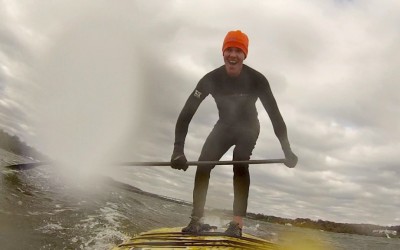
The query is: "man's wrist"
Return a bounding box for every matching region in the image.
[173,143,184,153]
[280,139,291,153]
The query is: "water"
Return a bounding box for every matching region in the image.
[1,165,399,250]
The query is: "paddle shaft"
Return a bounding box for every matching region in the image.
[117,159,286,166]
[6,159,286,170]
[6,162,52,170]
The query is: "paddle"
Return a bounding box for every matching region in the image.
[116,159,286,166]
[5,162,53,171]
[5,159,285,170]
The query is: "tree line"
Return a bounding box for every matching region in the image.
[0,129,47,160]
[247,212,400,238]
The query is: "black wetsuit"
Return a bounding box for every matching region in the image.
[174,64,290,217]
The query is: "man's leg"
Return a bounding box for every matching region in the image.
[232,164,250,221]
[183,123,233,232]
[192,123,234,218]
[191,165,213,219]
[231,123,260,227]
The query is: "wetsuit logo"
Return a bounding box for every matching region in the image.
[194,90,202,99]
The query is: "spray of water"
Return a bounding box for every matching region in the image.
[29,13,143,184]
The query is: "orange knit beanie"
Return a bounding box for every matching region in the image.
[222,30,249,58]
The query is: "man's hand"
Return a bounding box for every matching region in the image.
[284,149,298,168]
[171,151,188,171]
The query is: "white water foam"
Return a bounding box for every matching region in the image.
[75,202,130,250]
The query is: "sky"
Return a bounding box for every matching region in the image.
[1,0,400,226]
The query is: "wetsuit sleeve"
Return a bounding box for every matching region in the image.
[174,78,210,152]
[257,76,291,152]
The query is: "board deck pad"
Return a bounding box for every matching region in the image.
[113,227,280,249]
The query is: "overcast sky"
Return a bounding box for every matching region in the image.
[1,0,400,226]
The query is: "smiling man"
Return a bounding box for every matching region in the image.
[171,30,298,237]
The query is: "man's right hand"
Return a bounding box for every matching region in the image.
[171,151,188,171]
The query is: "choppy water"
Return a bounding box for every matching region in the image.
[1,165,399,250]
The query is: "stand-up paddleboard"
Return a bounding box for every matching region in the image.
[113,227,279,249]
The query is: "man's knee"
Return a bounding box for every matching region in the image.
[195,165,214,177]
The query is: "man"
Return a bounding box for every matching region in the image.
[171,30,298,237]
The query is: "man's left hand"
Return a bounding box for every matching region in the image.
[284,150,298,168]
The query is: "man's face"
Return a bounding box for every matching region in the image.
[223,47,245,77]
